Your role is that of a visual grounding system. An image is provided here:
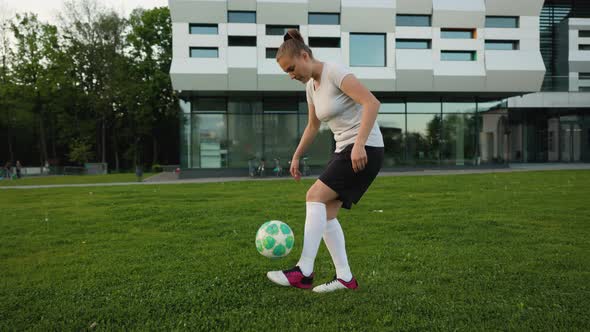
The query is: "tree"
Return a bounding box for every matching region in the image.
[127,7,178,166]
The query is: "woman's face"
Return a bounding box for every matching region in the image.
[277,51,312,84]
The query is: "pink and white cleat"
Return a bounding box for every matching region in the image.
[267,266,314,289]
[312,276,358,293]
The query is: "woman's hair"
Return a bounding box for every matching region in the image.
[276,29,313,61]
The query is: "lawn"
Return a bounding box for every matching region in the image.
[1,171,589,331]
[0,173,155,187]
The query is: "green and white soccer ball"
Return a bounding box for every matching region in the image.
[255,220,294,258]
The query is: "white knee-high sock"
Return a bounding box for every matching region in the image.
[297,202,327,276]
[323,218,353,282]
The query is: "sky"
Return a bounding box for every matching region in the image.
[1,0,169,23]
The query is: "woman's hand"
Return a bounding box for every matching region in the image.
[351,144,367,173]
[290,158,302,181]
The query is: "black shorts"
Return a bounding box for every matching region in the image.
[319,144,384,210]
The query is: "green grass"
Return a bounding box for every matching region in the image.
[0,173,155,187]
[1,171,589,331]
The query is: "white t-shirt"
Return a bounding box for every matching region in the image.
[306,62,384,153]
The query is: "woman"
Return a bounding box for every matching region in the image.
[266,29,384,293]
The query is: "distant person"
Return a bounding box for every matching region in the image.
[16,160,22,179]
[266,29,384,293]
[4,161,12,180]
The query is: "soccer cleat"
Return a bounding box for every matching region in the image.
[266,266,314,289]
[312,276,358,293]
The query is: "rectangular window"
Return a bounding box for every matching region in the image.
[308,13,340,25]
[190,47,218,58]
[193,98,227,112]
[441,29,475,39]
[441,51,477,61]
[485,16,519,28]
[580,86,590,92]
[350,33,386,67]
[228,36,256,47]
[485,40,519,50]
[266,25,299,35]
[396,15,431,27]
[578,30,590,38]
[189,24,218,35]
[396,39,431,49]
[309,37,340,48]
[228,11,256,23]
[580,45,590,51]
[266,48,278,59]
[579,73,590,80]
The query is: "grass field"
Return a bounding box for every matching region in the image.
[1,171,589,330]
[0,173,155,187]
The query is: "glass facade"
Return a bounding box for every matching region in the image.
[485,40,519,50]
[180,97,590,169]
[350,33,386,67]
[441,29,474,39]
[396,15,431,27]
[396,39,431,49]
[189,24,218,34]
[441,51,476,61]
[485,16,519,28]
[228,11,256,23]
[266,25,299,35]
[189,47,218,58]
[308,13,340,25]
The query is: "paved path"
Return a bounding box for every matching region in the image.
[2,163,589,190]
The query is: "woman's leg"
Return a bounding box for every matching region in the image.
[322,201,353,282]
[296,180,339,276]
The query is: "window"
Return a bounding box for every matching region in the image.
[266,25,299,35]
[189,24,218,34]
[579,45,590,51]
[350,33,386,67]
[308,13,339,25]
[485,16,519,28]
[579,30,590,38]
[396,15,431,27]
[579,73,590,80]
[190,47,218,58]
[266,48,278,59]
[228,36,256,46]
[441,29,475,39]
[309,37,340,48]
[441,51,477,61]
[228,11,256,23]
[580,86,590,92]
[485,40,519,50]
[396,39,431,49]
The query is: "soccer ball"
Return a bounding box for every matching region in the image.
[255,220,294,258]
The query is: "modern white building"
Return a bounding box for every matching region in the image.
[168,0,589,174]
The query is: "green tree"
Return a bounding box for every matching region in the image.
[127,7,178,166]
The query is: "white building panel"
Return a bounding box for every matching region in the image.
[228,47,257,68]
[257,0,307,25]
[485,51,545,91]
[341,0,396,33]
[312,48,344,65]
[169,0,227,23]
[308,0,340,12]
[396,50,434,91]
[433,0,485,28]
[228,0,256,11]
[227,23,257,36]
[395,27,432,39]
[485,0,544,16]
[396,0,432,14]
[308,25,341,37]
[434,61,486,91]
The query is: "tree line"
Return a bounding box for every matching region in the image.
[0,0,179,172]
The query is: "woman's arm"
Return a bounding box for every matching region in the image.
[340,74,381,173]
